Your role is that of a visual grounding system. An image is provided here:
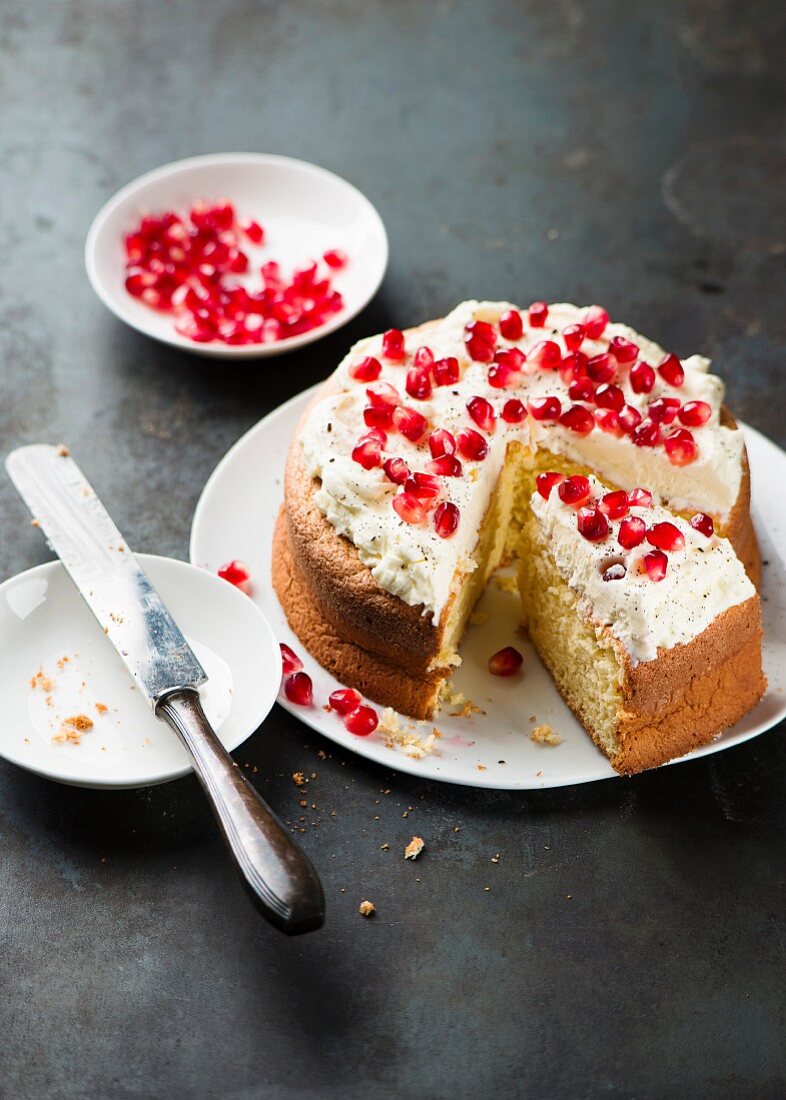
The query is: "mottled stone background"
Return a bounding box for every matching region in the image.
[0,2,784,1097]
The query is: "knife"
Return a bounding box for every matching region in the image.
[6,444,325,935]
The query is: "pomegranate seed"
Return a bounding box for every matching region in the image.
[457,428,489,461]
[352,438,382,469]
[526,340,561,370]
[528,301,549,328]
[658,353,685,387]
[631,419,662,447]
[467,396,496,432]
[413,345,434,370]
[280,643,303,676]
[406,367,432,400]
[648,397,681,424]
[392,492,427,524]
[629,360,656,394]
[496,347,525,370]
[664,428,698,465]
[602,562,627,582]
[125,270,156,297]
[560,405,595,435]
[364,405,393,429]
[217,559,252,594]
[502,398,527,423]
[618,516,647,549]
[240,219,264,244]
[569,378,596,402]
[488,360,514,389]
[583,305,610,339]
[594,383,624,411]
[690,512,715,538]
[577,507,609,542]
[560,351,589,383]
[429,428,456,457]
[528,396,562,422]
[499,309,524,340]
[679,400,712,427]
[618,404,643,433]
[323,248,348,269]
[488,646,523,676]
[329,687,362,715]
[562,323,586,351]
[642,550,668,582]
[393,405,429,442]
[366,381,400,407]
[558,475,591,507]
[647,522,686,552]
[350,356,382,382]
[595,409,622,435]
[406,472,442,503]
[427,455,463,477]
[609,335,639,363]
[360,426,387,446]
[599,490,630,519]
[464,320,497,362]
[586,353,616,384]
[343,705,378,736]
[284,671,313,706]
[628,487,653,508]
[382,328,406,360]
[434,500,460,538]
[536,471,564,499]
[433,356,460,386]
[383,456,410,484]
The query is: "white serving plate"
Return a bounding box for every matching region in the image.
[0,555,281,788]
[85,153,388,359]
[190,387,786,789]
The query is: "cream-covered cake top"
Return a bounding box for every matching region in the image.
[299,300,746,623]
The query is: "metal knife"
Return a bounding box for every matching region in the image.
[6,444,324,935]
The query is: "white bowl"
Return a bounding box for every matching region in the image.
[85,153,389,359]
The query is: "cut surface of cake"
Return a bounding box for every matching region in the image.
[272,300,765,773]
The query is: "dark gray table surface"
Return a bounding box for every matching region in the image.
[1,3,784,1098]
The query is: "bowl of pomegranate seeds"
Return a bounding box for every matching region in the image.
[85,153,388,358]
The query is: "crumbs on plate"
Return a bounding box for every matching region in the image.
[52,714,93,745]
[530,723,562,746]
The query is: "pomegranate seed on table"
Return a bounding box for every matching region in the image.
[502,398,527,423]
[577,507,609,542]
[467,396,496,432]
[528,301,549,328]
[629,361,656,394]
[393,405,429,442]
[434,500,460,538]
[528,396,561,422]
[618,516,647,549]
[392,492,427,525]
[217,559,252,594]
[383,457,410,484]
[583,305,609,339]
[427,455,463,477]
[323,248,348,269]
[643,550,668,582]
[646,522,686,552]
[328,688,363,715]
[627,487,653,508]
[280,643,303,676]
[690,512,715,538]
[658,353,685,387]
[456,428,489,461]
[464,320,497,362]
[429,428,457,457]
[432,357,460,386]
[536,471,564,499]
[499,309,523,340]
[343,705,379,736]
[382,328,406,360]
[488,646,523,676]
[558,475,591,507]
[562,323,586,351]
[586,353,615,384]
[526,340,561,370]
[406,367,432,400]
[284,671,313,706]
[350,356,382,381]
[647,397,681,424]
[609,336,639,363]
[679,401,712,427]
[599,490,630,519]
[664,428,698,465]
[560,405,595,434]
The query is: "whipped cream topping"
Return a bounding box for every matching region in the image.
[299,300,746,622]
[531,475,755,662]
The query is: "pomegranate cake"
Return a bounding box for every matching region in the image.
[272,300,765,774]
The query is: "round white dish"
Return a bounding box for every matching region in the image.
[190,386,786,789]
[85,153,388,359]
[0,554,281,789]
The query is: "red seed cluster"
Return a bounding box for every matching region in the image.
[124,201,345,345]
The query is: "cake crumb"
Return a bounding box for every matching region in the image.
[379,708,438,759]
[95,702,108,715]
[52,713,93,745]
[530,724,562,746]
[31,518,40,528]
[292,772,306,786]
[380,843,390,851]
[404,836,424,860]
[30,667,54,692]
[358,899,375,918]
[56,444,70,457]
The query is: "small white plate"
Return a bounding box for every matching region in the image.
[85,153,389,359]
[190,387,786,789]
[0,554,281,789]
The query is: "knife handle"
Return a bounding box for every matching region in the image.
[156,689,325,935]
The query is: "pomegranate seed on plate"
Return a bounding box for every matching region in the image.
[599,490,629,519]
[352,438,382,469]
[595,409,622,435]
[679,400,712,427]
[658,353,685,387]
[577,507,609,542]
[432,357,460,386]
[328,688,362,715]
[392,492,427,524]
[631,419,662,447]
[646,522,686,552]
[558,475,591,507]
[488,646,523,676]
[562,323,586,351]
[664,428,698,465]
[343,705,378,736]
[583,305,609,339]
[284,671,313,706]
[350,356,382,382]
[393,405,429,442]
[382,328,406,360]
[464,320,497,362]
[618,516,647,549]
[280,643,303,676]
[499,309,523,340]
[586,353,615,384]
[690,512,714,538]
[467,396,496,432]
[594,383,624,411]
[627,487,653,508]
[406,367,432,400]
[217,559,252,594]
[528,396,561,422]
[366,381,400,407]
[536,471,564,499]
[456,428,489,461]
[502,398,527,423]
[648,397,681,424]
[629,360,656,394]
[526,340,561,370]
[528,301,549,328]
[609,335,639,363]
[427,455,463,477]
[383,457,410,484]
[560,405,595,434]
[434,500,460,538]
[642,549,668,582]
[323,248,348,269]
[428,428,456,457]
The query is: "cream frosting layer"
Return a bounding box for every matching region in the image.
[299,300,746,624]
[531,475,755,662]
